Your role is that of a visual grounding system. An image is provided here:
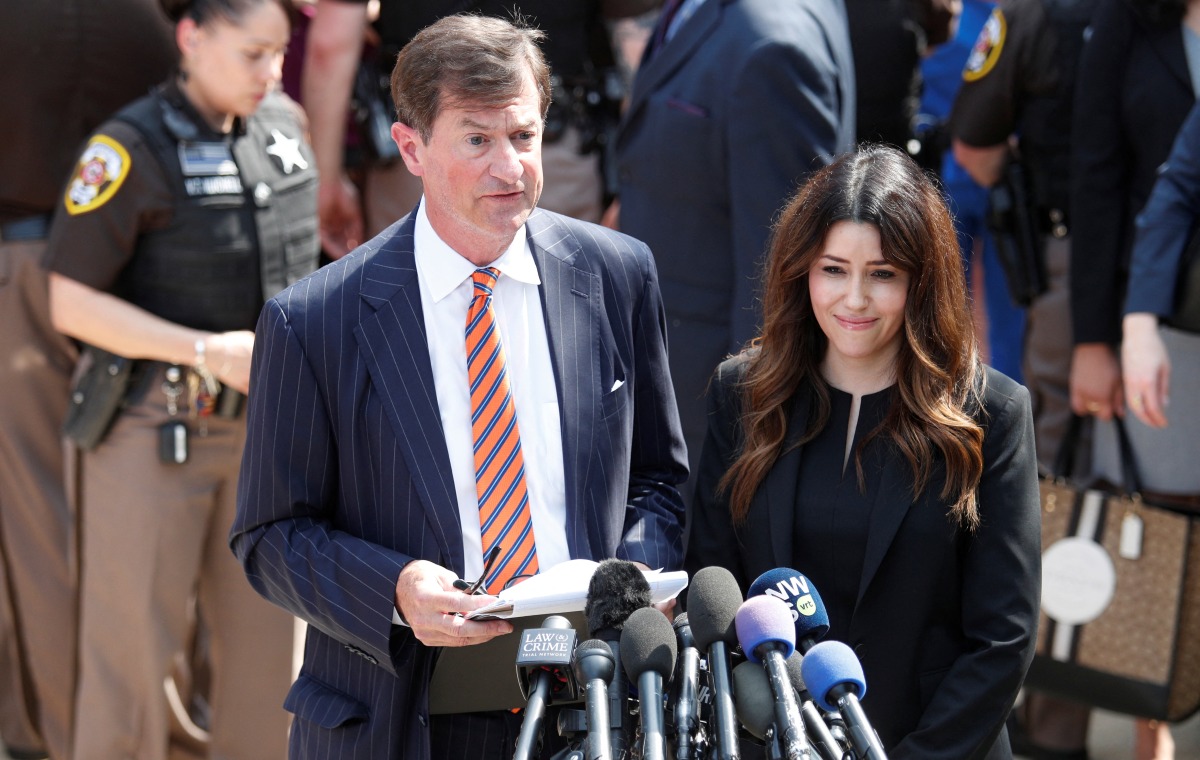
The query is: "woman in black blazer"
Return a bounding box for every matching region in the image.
[686,145,1041,759]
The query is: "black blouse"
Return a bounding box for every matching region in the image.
[792,384,895,643]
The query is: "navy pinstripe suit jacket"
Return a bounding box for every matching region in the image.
[230,207,687,758]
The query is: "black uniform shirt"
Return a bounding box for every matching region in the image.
[0,0,175,221]
[42,85,232,292]
[950,0,1059,148]
[44,119,175,292]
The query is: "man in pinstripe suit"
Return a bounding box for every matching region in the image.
[231,14,687,759]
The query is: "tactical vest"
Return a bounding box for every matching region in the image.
[1020,0,1096,214]
[112,86,319,332]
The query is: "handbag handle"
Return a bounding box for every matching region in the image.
[1050,414,1086,479]
[1111,416,1147,496]
[1050,414,1146,497]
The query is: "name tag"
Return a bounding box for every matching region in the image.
[178,142,238,177]
[184,175,245,197]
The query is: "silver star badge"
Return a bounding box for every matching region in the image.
[266,129,308,174]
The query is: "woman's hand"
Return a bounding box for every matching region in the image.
[1121,313,1170,428]
[205,330,256,395]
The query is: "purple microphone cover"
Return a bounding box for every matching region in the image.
[748,568,830,643]
[735,595,796,664]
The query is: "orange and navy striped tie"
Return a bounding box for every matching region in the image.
[466,267,538,593]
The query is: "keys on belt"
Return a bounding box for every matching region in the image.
[157,365,246,463]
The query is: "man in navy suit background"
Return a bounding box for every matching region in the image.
[231,14,687,759]
[613,0,856,501]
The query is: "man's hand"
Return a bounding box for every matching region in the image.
[1122,313,1171,428]
[317,174,364,259]
[629,560,677,621]
[395,560,513,647]
[1070,342,1123,420]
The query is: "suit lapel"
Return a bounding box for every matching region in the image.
[759,392,813,569]
[352,215,464,575]
[855,451,913,607]
[623,0,725,132]
[526,210,602,559]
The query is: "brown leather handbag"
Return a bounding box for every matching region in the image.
[1026,417,1200,721]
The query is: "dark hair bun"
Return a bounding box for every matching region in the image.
[159,0,193,23]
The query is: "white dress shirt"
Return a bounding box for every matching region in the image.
[413,200,570,585]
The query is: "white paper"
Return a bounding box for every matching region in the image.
[464,559,689,620]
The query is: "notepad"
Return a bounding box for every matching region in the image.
[464,559,688,620]
[428,561,688,713]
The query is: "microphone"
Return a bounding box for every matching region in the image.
[514,615,578,760]
[732,660,774,743]
[784,653,848,760]
[585,559,653,757]
[750,570,843,759]
[620,607,677,760]
[668,612,703,759]
[735,661,846,760]
[573,639,616,760]
[748,568,830,652]
[687,566,745,760]
[735,596,810,759]
[801,641,888,760]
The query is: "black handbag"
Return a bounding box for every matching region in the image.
[62,345,135,450]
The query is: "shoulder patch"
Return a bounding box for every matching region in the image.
[963,8,1007,82]
[64,134,132,216]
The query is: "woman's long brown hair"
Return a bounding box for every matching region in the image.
[720,145,986,529]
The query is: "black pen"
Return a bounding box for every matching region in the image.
[455,545,502,595]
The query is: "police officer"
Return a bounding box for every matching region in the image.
[42,0,318,757]
[0,4,176,758]
[950,0,1096,755]
[302,0,657,257]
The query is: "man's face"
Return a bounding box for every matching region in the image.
[392,67,544,264]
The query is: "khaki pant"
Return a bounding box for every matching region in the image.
[1024,235,1075,470]
[0,236,80,759]
[1021,235,1091,751]
[72,376,294,760]
[363,125,605,237]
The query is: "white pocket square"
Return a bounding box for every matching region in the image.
[610,379,624,392]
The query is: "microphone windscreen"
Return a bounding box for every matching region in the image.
[672,611,695,649]
[620,607,678,681]
[573,638,616,684]
[585,559,652,636]
[731,660,774,740]
[799,640,866,713]
[748,568,831,643]
[735,596,796,664]
[687,566,743,650]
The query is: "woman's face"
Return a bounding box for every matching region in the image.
[179,1,289,127]
[808,221,910,378]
